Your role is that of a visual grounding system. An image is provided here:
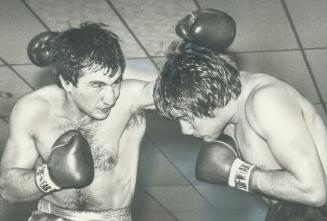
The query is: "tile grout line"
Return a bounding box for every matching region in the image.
[4,47,327,67]
[20,0,51,31]
[0,117,8,124]
[0,57,35,90]
[105,0,161,72]
[228,47,325,54]
[193,0,201,9]
[144,134,219,212]
[141,187,180,221]
[281,0,327,115]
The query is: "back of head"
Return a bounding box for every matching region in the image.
[51,22,125,87]
[153,41,241,119]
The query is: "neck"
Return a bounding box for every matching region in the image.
[62,92,93,124]
[230,72,250,124]
[227,98,241,124]
[224,72,249,124]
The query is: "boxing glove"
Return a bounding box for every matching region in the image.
[176,8,236,52]
[27,31,59,67]
[196,134,255,192]
[35,130,94,193]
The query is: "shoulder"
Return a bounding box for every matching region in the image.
[12,92,49,116]
[10,87,54,130]
[247,77,299,112]
[243,72,298,114]
[244,81,301,136]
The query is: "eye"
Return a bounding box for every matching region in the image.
[90,82,106,89]
[181,116,193,123]
[112,77,122,86]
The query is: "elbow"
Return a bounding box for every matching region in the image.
[0,175,18,203]
[0,187,19,204]
[306,188,327,207]
[299,181,327,207]
[0,192,18,204]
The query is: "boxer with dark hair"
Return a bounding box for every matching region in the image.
[153,41,327,220]
[0,23,154,221]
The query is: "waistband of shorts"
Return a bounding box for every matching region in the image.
[37,199,131,221]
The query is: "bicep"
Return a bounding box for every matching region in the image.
[1,134,39,169]
[123,65,158,82]
[123,80,155,111]
[1,102,40,170]
[265,113,320,179]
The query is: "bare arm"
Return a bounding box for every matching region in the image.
[138,81,156,110]
[248,86,326,206]
[123,62,158,82]
[123,80,156,111]
[0,98,44,202]
[122,64,157,111]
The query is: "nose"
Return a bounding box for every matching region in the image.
[179,120,194,135]
[102,86,119,106]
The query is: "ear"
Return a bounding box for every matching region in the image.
[59,75,74,92]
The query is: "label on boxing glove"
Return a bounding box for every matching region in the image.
[228,158,255,192]
[35,164,60,193]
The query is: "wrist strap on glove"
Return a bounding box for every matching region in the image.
[228,158,255,192]
[35,164,60,193]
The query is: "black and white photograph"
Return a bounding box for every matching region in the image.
[0,0,327,220]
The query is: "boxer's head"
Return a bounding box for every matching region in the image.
[153,42,241,141]
[154,41,241,120]
[51,22,125,88]
[51,23,125,120]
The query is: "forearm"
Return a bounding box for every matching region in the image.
[0,168,43,202]
[251,168,326,206]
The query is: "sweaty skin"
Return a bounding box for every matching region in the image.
[182,71,327,206]
[0,68,154,211]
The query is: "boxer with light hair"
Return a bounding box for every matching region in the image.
[153,41,327,220]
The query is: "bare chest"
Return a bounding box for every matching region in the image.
[37,114,146,210]
[35,120,123,172]
[233,122,281,170]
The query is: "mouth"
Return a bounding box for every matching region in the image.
[98,107,111,114]
[201,136,215,142]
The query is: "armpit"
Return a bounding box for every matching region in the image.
[126,113,146,130]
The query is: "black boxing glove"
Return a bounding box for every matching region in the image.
[176,8,236,52]
[27,31,59,67]
[35,130,94,193]
[196,134,256,192]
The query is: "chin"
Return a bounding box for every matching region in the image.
[91,111,111,120]
[203,134,219,142]
[93,116,107,120]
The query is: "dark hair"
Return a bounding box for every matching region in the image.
[153,41,241,119]
[51,22,125,87]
